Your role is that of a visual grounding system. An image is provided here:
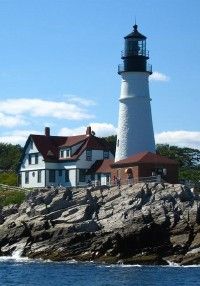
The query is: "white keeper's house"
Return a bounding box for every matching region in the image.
[19,126,114,188]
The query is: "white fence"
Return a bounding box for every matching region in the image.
[0,184,29,192]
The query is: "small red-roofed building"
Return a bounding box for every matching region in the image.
[19,127,114,188]
[112,151,179,184]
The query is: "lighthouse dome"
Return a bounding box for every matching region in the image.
[124,24,146,40]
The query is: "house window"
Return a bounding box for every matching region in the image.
[103,151,109,159]
[66,149,71,157]
[79,169,86,182]
[106,174,110,185]
[58,170,62,177]
[65,170,69,182]
[25,172,29,184]
[60,150,64,158]
[86,150,92,161]
[163,168,167,176]
[117,139,119,147]
[49,170,55,183]
[28,154,32,165]
[30,140,33,149]
[28,153,39,164]
[35,153,38,164]
[38,170,42,183]
[60,148,71,158]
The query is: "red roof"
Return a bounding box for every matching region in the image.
[88,159,114,174]
[28,133,113,162]
[60,135,87,147]
[31,135,66,161]
[112,151,178,167]
[84,136,112,151]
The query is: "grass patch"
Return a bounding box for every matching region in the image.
[0,189,26,207]
[0,172,18,186]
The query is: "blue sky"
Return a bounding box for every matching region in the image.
[0,0,200,149]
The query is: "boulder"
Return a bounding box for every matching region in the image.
[178,186,194,202]
[2,205,19,217]
[170,233,190,249]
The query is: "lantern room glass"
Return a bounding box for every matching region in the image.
[125,39,146,57]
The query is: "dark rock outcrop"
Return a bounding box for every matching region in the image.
[0,183,200,265]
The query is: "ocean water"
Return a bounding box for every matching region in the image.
[0,255,200,286]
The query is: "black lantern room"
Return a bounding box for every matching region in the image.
[118,24,152,74]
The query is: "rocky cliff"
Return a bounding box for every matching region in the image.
[1,183,200,265]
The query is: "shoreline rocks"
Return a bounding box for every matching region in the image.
[1,183,200,265]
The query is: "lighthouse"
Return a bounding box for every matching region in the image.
[115,24,156,162]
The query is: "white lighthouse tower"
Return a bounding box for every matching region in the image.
[115,24,155,162]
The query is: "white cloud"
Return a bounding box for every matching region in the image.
[59,126,87,136]
[0,130,39,145]
[0,123,116,146]
[64,96,96,107]
[0,98,94,120]
[149,71,170,82]
[0,112,27,127]
[59,122,117,137]
[155,131,200,149]
[90,123,117,137]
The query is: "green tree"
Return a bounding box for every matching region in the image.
[104,135,117,154]
[156,144,200,169]
[0,143,22,172]
[179,169,200,183]
[156,144,200,182]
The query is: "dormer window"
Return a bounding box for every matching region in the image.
[66,148,71,157]
[59,148,71,159]
[60,150,64,158]
[103,151,109,159]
